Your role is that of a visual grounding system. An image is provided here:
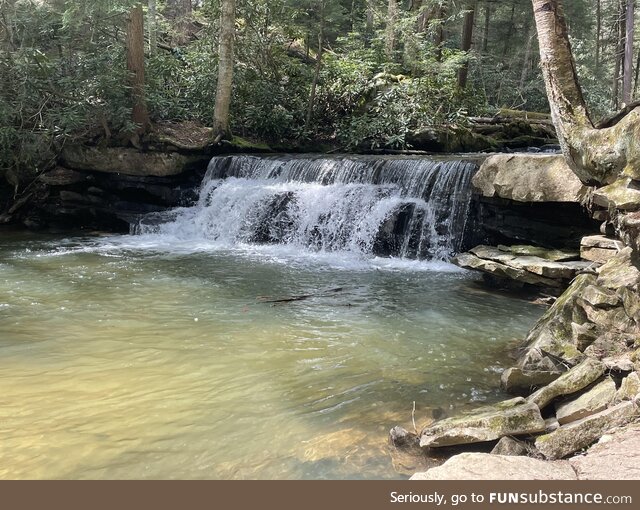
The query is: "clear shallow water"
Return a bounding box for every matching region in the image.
[0,232,542,479]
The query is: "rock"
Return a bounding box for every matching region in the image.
[470,245,592,280]
[490,436,530,456]
[61,145,209,177]
[516,274,596,372]
[578,285,620,308]
[580,235,624,264]
[497,244,579,262]
[528,358,606,410]
[501,367,563,395]
[545,416,560,432]
[571,322,598,351]
[555,378,617,424]
[535,401,639,459]
[472,154,589,203]
[592,178,640,211]
[453,252,562,288]
[419,397,546,448]
[616,372,640,402]
[618,286,640,323]
[389,426,419,448]
[596,247,640,290]
[569,424,640,479]
[39,166,88,186]
[585,333,637,363]
[410,453,576,480]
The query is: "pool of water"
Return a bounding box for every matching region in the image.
[0,231,542,479]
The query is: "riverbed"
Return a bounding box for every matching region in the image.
[0,231,542,479]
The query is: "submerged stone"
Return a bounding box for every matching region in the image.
[419,397,546,448]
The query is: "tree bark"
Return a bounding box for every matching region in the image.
[213,0,235,142]
[305,1,326,132]
[457,1,477,89]
[126,4,150,136]
[482,1,491,53]
[623,0,635,104]
[532,0,640,185]
[148,0,157,56]
[595,0,601,72]
[434,2,447,62]
[385,0,398,60]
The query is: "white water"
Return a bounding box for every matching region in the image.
[134,155,478,261]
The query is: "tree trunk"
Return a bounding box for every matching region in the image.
[482,1,491,53]
[519,23,535,93]
[434,2,447,62]
[1,0,16,51]
[305,1,325,132]
[148,0,157,56]
[126,4,150,136]
[385,0,398,60]
[532,0,640,185]
[213,0,235,142]
[365,0,374,45]
[457,1,477,89]
[595,0,601,72]
[502,2,516,58]
[623,0,635,104]
[614,0,625,108]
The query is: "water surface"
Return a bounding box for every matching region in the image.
[0,232,542,479]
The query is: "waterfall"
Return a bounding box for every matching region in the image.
[134,154,479,261]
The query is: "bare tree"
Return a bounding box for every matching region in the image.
[126,4,150,137]
[213,0,236,142]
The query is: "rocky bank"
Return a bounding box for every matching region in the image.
[404,153,640,480]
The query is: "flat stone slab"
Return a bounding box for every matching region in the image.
[453,252,562,288]
[569,424,640,479]
[581,235,624,264]
[419,397,546,448]
[472,154,588,203]
[555,378,617,424]
[498,245,579,262]
[528,358,606,410]
[411,453,576,480]
[535,400,640,460]
[592,178,640,211]
[470,245,592,280]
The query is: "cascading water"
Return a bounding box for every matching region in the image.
[134,154,479,261]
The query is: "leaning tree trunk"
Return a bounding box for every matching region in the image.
[126,4,150,136]
[532,0,640,185]
[213,0,235,143]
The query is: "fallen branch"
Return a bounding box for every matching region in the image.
[257,287,344,304]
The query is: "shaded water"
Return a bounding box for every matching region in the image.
[0,232,542,479]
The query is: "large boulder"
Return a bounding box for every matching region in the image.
[516,274,596,372]
[569,425,640,480]
[61,145,209,177]
[410,453,576,480]
[535,400,640,460]
[472,154,589,203]
[419,397,546,448]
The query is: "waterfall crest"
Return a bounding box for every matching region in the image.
[134,154,479,260]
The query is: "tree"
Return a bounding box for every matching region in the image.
[457,1,477,89]
[213,0,236,142]
[148,0,157,56]
[622,0,635,104]
[166,0,193,46]
[126,3,150,138]
[531,0,640,185]
[385,0,398,60]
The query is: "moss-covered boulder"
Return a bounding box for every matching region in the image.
[419,397,546,448]
[527,358,606,410]
[535,401,639,460]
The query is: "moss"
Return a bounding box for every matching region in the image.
[229,136,272,152]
